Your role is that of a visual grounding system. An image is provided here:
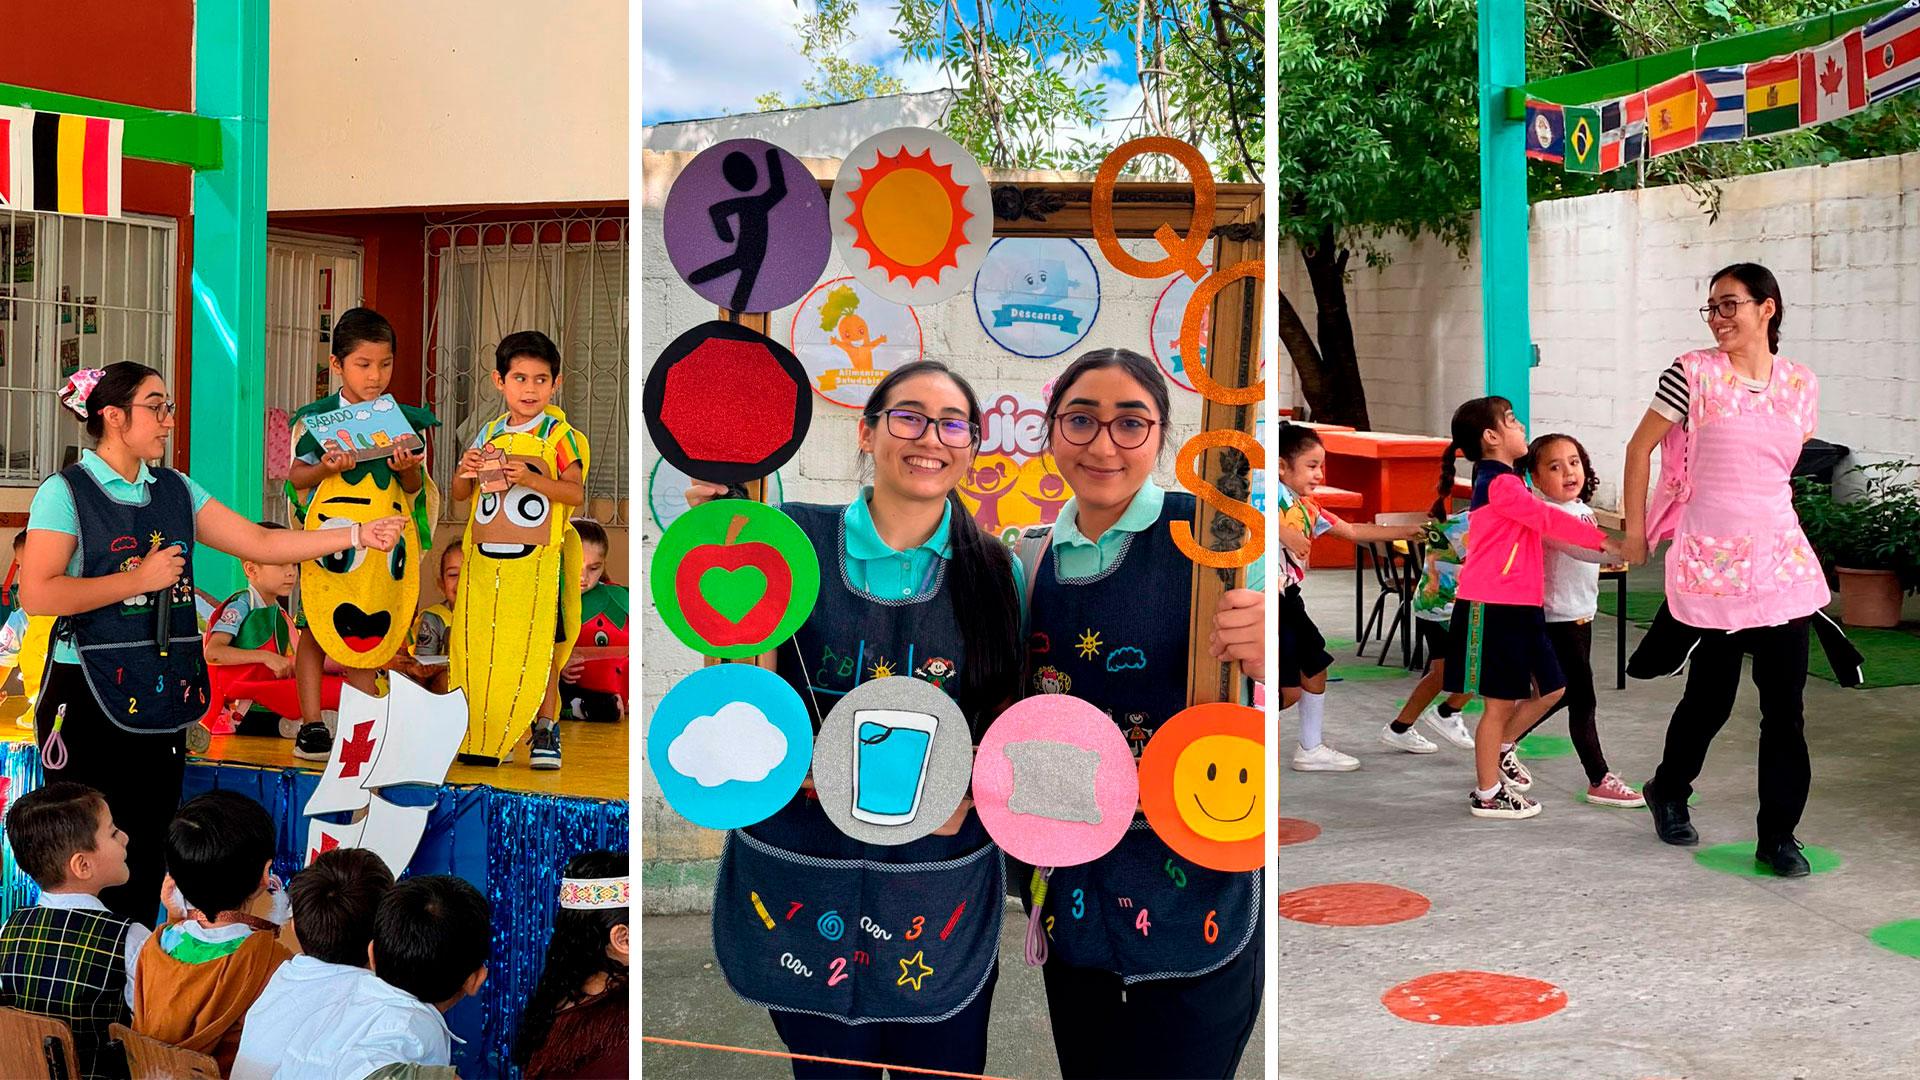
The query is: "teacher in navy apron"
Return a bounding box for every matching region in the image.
[692,361,1024,1079]
[1016,349,1266,1080]
[16,364,406,926]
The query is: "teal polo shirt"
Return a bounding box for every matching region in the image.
[832,487,1027,610]
[1048,480,1266,591]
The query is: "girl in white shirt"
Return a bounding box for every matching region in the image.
[1516,434,1645,808]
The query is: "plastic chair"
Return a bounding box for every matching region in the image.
[0,1007,78,1080]
[1356,512,1430,669]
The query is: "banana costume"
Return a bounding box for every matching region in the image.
[450,407,587,760]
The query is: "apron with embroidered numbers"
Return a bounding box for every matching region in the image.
[1023,492,1260,983]
[712,503,1003,1023]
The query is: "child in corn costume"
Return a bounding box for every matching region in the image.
[450,331,588,768]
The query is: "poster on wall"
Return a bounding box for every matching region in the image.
[1149,263,1264,394]
[647,457,785,531]
[970,238,1101,359]
[788,276,923,410]
[956,391,1074,545]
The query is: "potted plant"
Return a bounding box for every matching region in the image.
[1792,460,1920,628]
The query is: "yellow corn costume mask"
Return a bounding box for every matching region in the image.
[451,419,585,759]
[300,471,426,668]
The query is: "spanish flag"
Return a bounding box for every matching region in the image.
[28,110,124,218]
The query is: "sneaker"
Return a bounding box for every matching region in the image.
[1379,724,1439,754]
[320,708,339,735]
[1420,704,1475,749]
[529,721,562,770]
[1291,743,1360,772]
[1499,748,1533,791]
[1586,773,1646,808]
[1470,785,1541,820]
[292,722,334,761]
[277,715,302,739]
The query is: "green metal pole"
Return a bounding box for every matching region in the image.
[189,0,269,596]
[1478,0,1531,426]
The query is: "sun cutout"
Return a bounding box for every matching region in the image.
[844,147,974,287]
[870,659,896,679]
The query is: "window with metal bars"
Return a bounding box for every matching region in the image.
[0,208,176,485]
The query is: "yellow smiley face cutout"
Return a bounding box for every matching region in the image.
[1139,703,1265,872]
[300,471,420,668]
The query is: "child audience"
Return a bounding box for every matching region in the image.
[514,850,630,1078]
[561,519,628,724]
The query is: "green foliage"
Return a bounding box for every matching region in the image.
[1793,461,1920,593]
[755,0,907,112]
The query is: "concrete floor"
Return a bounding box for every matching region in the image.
[1277,566,1920,1080]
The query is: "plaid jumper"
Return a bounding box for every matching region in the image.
[0,904,134,1079]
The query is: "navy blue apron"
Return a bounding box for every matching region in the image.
[1024,492,1260,983]
[713,503,1004,1023]
[50,464,209,734]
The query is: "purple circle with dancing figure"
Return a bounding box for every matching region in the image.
[664,139,832,314]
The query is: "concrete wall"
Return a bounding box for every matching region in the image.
[1279,151,1920,511]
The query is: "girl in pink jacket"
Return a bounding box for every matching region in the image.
[1438,397,1617,820]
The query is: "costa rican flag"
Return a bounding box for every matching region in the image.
[1698,66,1747,142]
[1865,0,1920,103]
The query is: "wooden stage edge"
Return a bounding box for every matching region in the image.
[0,700,630,803]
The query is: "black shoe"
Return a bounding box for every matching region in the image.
[1645,785,1698,846]
[292,722,334,761]
[1756,836,1811,878]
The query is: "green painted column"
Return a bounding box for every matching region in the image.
[189,0,269,596]
[1477,0,1532,426]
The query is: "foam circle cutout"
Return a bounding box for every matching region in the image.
[830,127,993,305]
[972,694,1137,867]
[1694,841,1842,877]
[1139,703,1264,872]
[649,500,819,659]
[663,139,831,314]
[1277,883,1431,927]
[1382,971,1568,1027]
[645,320,812,485]
[812,677,973,846]
[646,663,814,830]
[1277,817,1321,847]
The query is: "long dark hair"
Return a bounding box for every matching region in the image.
[1432,396,1514,518]
[860,361,1021,728]
[1041,348,1172,457]
[1523,433,1598,504]
[67,361,163,441]
[511,850,628,1068]
[331,307,397,361]
[1709,262,1783,354]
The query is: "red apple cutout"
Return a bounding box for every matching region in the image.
[675,514,794,647]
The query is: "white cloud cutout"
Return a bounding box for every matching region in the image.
[372,399,394,412]
[354,410,372,421]
[669,700,789,787]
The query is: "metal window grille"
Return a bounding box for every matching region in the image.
[422,212,629,524]
[263,232,363,523]
[0,207,176,484]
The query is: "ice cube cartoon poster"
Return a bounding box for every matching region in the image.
[970,238,1100,359]
[298,393,424,462]
[812,676,972,845]
[789,276,923,410]
[644,663,815,831]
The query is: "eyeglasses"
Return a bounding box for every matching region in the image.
[1053,411,1159,450]
[1700,298,1761,321]
[873,408,979,448]
[130,401,177,420]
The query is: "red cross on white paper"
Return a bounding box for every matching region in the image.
[338,719,379,778]
[308,830,341,865]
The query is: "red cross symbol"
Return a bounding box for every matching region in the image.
[308,831,340,865]
[339,720,379,778]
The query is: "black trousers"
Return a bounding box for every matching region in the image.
[1524,620,1610,786]
[1041,927,1262,1080]
[1648,617,1812,843]
[34,663,186,928]
[768,968,996,1079]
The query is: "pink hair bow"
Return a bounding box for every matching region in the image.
[59,368,108,419]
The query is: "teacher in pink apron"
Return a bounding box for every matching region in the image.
[1621,263,1831,878]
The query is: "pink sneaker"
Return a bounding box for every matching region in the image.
[1587,773,1646,808]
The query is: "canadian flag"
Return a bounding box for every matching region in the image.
[1801,30,1868,125]
[302,673,466,875]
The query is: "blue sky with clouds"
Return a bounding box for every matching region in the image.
[641,0,1142,135]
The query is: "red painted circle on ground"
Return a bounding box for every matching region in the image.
[1382,971,1567,1026]
[1278,883,1430,926]
[1277,817,1320,846]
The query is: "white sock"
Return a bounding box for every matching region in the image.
[1298,690,1327,750]
[1501,742,1514,753]
[1474,784,1500,801]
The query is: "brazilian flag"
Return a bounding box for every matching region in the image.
[1564,105,1602,174]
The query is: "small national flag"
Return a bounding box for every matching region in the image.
[1698,66,1747,142]
[1616,93,1649,167]
[28,110,123,218]
[1801,30,1868,124]
[1646,72,1705,156]
[1864,0,1920,103]
[1745,54,1804,137]
[1524,100,1566,163]
[1564,104,1603,174]
[0,106,31,209]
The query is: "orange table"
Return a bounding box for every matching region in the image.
[1312,430,1454,567]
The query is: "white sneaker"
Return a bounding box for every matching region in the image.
[1420,703,1475,749]
[1379,723,1439,754]
[1291,743,1361,772]
[320,708,339,736]
[1499,748,1534,791]
[1469,784,1542,820]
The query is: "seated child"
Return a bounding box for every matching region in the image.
[133,791,292,1072]
[513,850,630,1079]
[560,519,627,723]
[389,543,461,695]
[3,530,40,728]
[0,782,147,1079]
[360,876,492,1071]
[203,521,343,736]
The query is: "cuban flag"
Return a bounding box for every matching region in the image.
[1865,0,1920,103]
[1698,65,1747,142]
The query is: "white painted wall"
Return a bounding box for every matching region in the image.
[1280,151,1920,511]
[268,0,627,211]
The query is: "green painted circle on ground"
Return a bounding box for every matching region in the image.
[649,499,820,659]
[1868,919,1920,958]
[1515,734,1574,759]
[1694,841,1841,877]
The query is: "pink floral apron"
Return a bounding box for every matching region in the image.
[1646,349,1829,631]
